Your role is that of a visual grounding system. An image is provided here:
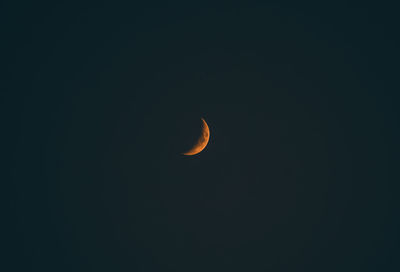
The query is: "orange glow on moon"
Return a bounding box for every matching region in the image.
[182,118,210,156]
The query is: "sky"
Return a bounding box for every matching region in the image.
[3,2,400,272]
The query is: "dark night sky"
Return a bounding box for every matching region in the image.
[3,2,400,271]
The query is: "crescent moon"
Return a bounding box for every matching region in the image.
[182,118,210,156]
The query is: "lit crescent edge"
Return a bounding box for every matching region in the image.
[182,118,210,156]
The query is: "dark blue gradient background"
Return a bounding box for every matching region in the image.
[3,2,399,271]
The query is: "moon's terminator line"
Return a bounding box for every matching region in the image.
[182,118,210,156]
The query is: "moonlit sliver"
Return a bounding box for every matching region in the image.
[182,118,210,156]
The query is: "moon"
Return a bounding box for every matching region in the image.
[182,118,210,156]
